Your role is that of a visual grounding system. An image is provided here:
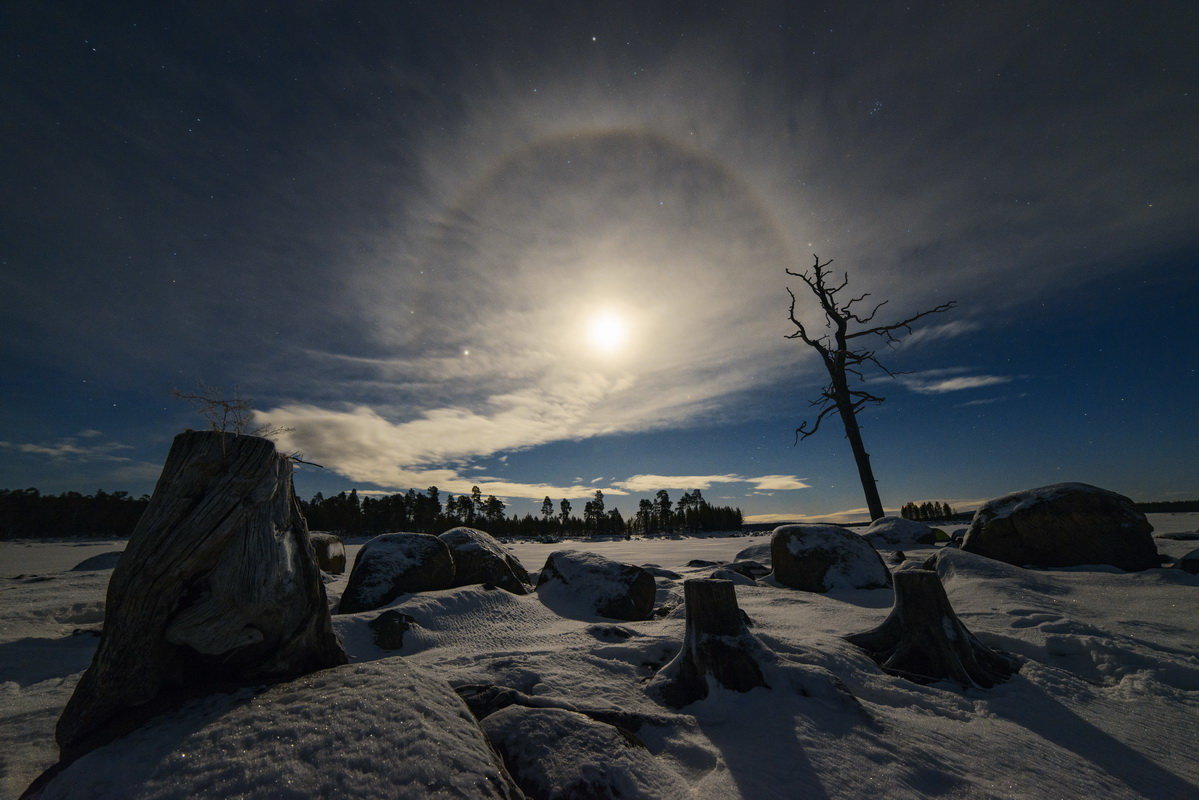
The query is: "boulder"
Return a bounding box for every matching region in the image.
[961,483,1158,571]
[710,567,756,585]
[338,533,455,614]
[438,527,531,594]
[733,541,772,565]
[863,516,937,548]
[536,550,655,621]
[480,706,689,800]
[1176,547,1199,575]
[721,559,771,580]
[51,431,346,764]
[32,660,522,800]
[770,524,892,592]
[69,551,123,571]
[308,532,346,574]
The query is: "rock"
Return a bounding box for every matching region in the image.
[710,568,756,585]
[647,579,771,708]
[642,565,683,579]
[338,533,455,614]
[845,569,1020,688]
[32,660,522,800]
[889,550,907,564]
[69,551,122,571]
[961,482,1158,571]
[536,550,655,621]
[769,524,892,592]
[722,559,771,580]
[734,541,772,565]
[480,706,689,800]
[51,431,346,765]
[687,559,721,568]
[439,527,531,594]
[308,532,346,574]
[863,516,937,548]
[369,609,417,650]
[1176,548,1199,574]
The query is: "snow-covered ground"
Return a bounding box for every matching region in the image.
[3,514,1198,798]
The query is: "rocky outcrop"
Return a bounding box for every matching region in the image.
[536,550,655,621]
[770,524,891,592]
[439,527,532,594]
[961,483,1158,571]
[337,533,455,614]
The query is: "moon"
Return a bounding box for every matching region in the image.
[587,311,630,355]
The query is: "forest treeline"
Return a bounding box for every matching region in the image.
[0,485,744,540]
[301,486,743,538]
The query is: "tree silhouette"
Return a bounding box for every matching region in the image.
[786,255,956,521]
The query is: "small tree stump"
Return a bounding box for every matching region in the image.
[844,569,1018,688]
[647,579,769,707]
[54,431,346,762]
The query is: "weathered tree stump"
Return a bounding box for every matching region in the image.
[844,569,1018,688]
[54,431,346,763]
[647,579,770,707]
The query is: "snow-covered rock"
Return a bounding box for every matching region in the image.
[734,541,772,565]
[1176,547,1199,574]
[69,551,122,571]
[536,550,655,621]
[962,482,1159,571]
[38,660,522,799]
[862,516,936,548]
[769,524,892,592]
[307,533,346,574]
[439,527,531,594]
[338,533,454,614]
[480,705,689,799]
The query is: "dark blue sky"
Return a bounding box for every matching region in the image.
[3,2,1197,522]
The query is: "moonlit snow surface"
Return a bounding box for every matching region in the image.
[3,515,1199,799]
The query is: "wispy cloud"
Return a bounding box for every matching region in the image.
[0,435,133,462]
[894,368,1015,395]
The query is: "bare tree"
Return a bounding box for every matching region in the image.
[786,255,955,521]
[172,383,293,440]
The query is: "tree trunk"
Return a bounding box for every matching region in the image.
[835,389,885,521]
[55,431,346,762]
[844,569,1018,688]
[647,579,769,707]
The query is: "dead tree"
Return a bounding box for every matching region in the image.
[54,431,346,763]
[647,579,770,707]
[844,569,1018,688]
[786,255,955,521]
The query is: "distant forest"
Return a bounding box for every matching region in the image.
[0,485,744,540]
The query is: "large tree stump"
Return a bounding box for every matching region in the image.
[54,431,346,762]
[844,569,1018,688]
[647,579,770,707]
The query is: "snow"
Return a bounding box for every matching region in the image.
[3,515,1199,799]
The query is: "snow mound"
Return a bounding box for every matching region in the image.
[862,516,935,548]
[481,705,689,799]
[69,552,122,572]
[40,659,520,800]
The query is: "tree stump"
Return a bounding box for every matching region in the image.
[844,569,1018,688]
[54,431,346,762]
[647,579,770,708]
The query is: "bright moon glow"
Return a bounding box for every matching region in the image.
[587,312,629,354]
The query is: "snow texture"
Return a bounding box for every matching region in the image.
[4,515,1199,799]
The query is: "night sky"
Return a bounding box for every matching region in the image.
[3,2,1197,523]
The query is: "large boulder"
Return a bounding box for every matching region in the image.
[770,524,892,592]
[480,705,689,800]
[52,431,346,764]
[733,541,772,565]
[439,527,532,594]
[308,532,346,574]
[863,516,936,548]
[338,533,455,614]
[536,550,655,621]
[961,483,1158,571]
[32,660,522,800]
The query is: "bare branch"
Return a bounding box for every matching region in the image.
[845,300,958,341]
[795,402,839,443]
